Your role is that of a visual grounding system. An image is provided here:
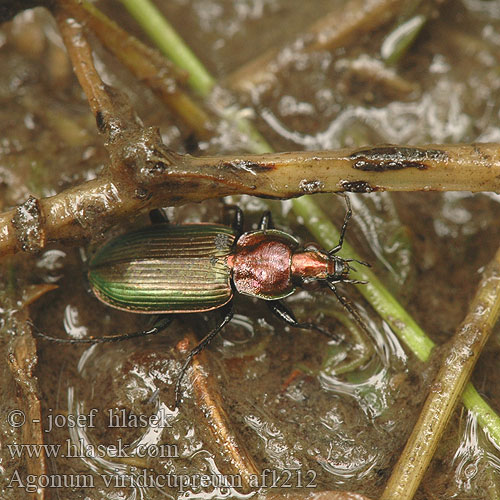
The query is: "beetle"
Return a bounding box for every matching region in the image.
[36,196,369,407]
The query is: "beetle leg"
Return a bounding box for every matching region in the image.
[327,282,371,336]
[267,300,340,342]
[258,211,273,230]
[232,206,244,235]
[31,316,173,344]
[223,205,244,236]
[174,303,234,408]
[149,208,169,224]
[329,194,352,255]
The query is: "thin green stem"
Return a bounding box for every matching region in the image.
[291,196,435,360]
[293,196,500,444]
[462,383,500,447]
[120,0,215,96]
[120,0,273,154]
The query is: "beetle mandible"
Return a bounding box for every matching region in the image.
[37,195,369,407]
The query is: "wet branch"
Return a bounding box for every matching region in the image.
[54,9,124,130]
[380,245,500,500]
[6,296,47,499]
[2,2,497,258]
[57,0,213,139]
[2,143,499,257]
[178,331,259,490]
[119,4,500,454]
[3,3,500,496]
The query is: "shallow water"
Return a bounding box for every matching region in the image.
[0,1,500,499]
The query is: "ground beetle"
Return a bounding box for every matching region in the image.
[37,196,369,407]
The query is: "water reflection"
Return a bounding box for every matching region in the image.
[67,339,255,499]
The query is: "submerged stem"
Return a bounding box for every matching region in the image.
[380,245,500,500]
[178,331,259,490]
[227,0,416,94]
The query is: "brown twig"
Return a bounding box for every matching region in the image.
[227,0,420,94]
[178,332,259,490]
[3,4,495,261]
[54,9,128,133]
[6,299,47,500]
[336,56,418,98]
[56,0,213,139]
[380,244,500,500]
[1,143,500,258]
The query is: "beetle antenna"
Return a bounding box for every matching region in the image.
[329,193,352,255]
[344,257,371,267]
[29,318,172,344]
[327,282,371,336]
[327,195,371,268]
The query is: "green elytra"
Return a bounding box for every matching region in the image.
[89,224,237,313]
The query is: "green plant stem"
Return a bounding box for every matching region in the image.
[124,1,500,445]
[120,0,273,154]
[381,14,427,64]
[293,196,500,445]
[462,383,500,446]
[292,196,435,360]
[119,0,215,96]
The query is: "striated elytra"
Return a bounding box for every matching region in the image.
[89,224,238,313]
